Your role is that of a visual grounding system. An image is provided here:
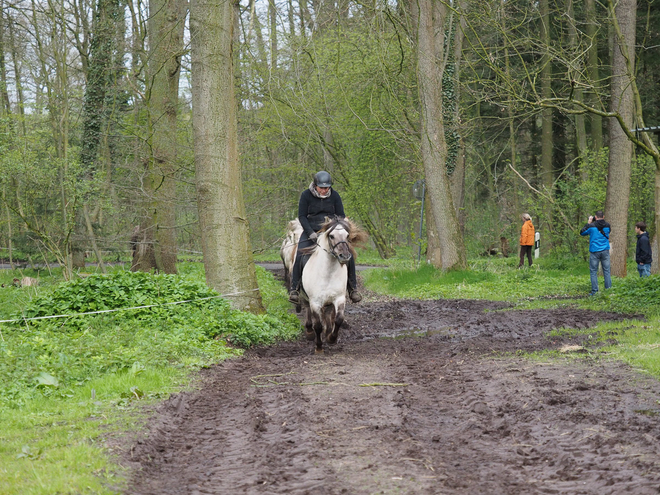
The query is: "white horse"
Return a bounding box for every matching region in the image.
[280,218,303,288]
[299,217,367,354]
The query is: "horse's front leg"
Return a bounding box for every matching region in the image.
[327,301,345,345]
[303,304,315,341]
[309,303,324,354]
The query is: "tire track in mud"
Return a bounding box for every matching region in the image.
[124,299,660,495]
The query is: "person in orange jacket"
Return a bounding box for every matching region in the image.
[518,213,535,268]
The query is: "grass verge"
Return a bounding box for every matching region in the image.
[361,255,660,381]
[0,264,300,495]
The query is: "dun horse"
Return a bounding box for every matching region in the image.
[280,218,303,288]
[297,217,367,353]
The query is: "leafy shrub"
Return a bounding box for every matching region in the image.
[17,270,227,325]
[0,269,301,407]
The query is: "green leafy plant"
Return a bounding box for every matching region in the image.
[0,268,300,409]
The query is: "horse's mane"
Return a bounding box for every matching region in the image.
[302,216,368,258]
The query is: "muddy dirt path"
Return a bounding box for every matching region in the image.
[124,290,660,494]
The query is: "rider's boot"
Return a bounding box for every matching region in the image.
[347,258,362,303]
[289,246,304,305]
[288,289,300,304]
[348,288,362,303]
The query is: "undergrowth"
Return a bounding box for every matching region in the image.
[0,265,300,494]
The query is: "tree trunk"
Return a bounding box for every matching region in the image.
[84,204,106,272]
[131,224,157,272]
[7,16,25,135]
[0,5,12,116]
[287,0,296,36]
[190,0,264,312]
[567,0,587,156]
[269,0,277,69]
[540,0,553,246]
[450,0,467,233]
[585,0,603,151]
[2,184,13,269]
[76,0,122,268]
[412,0,466,271]
[501,0,520,218]
[604,0,635,278]
[425,196,442,266]
[144,0,186,274]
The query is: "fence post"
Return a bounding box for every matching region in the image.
[534,232,540,258]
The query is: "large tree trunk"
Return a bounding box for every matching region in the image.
[585,0,603,151]
[450,0,467,234]
[190,0,264,312]
[540,0,553,247]
[502,0,519,218]
[143,0,187,274]
[604,0,636,278]
[7,15,26,136]
[0,5,12,115]
[567,0,587,157]
[412,0,466,271]
[75,0,121,269]
[425,197,442,266]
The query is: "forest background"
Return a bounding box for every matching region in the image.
[1,0,659,307]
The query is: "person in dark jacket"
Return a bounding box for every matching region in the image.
[635,221,653,277]
[288,171,362,304]
[580,210,612,295]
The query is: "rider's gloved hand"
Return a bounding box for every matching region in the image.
[309,232,318,241]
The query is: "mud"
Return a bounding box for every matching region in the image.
[124,279,660,494]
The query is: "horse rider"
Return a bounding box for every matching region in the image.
[288,171,363,305]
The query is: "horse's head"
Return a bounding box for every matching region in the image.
[325,223,352,264]
[313,217,369,264]
[319,218,353,265]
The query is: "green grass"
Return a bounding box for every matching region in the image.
[2,254,659,494]
[0,263,301,495]
[541,318,660,378]
[361,255,659,308]
[361,255,660,383]
[362,256,594,300]
[0,368,187,495]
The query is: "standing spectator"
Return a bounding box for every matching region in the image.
[635,221,653,277]
[518,213,535,268]
[580,210,612,295]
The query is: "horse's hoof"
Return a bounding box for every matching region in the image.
[327,334,338,345]
[305,330,315,341]
[315,347,324,355]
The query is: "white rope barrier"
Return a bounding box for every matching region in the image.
[0,288,261,324]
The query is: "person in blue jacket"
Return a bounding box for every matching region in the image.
[580,210,612,295]
[635,221,653,277]
[288,171,362,305]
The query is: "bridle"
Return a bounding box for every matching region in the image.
[316,221,351,262]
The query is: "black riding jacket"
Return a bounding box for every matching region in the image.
[297,188,345,236]
[636,231,653,265]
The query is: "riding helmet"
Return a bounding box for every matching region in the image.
[313,171,333,188]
